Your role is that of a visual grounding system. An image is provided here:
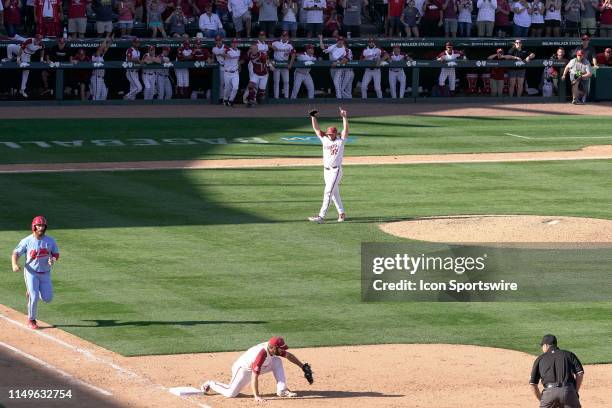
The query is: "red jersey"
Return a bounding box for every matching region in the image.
[4,0,22,25]
[388,0,404,17]
[422,0,443,21]
[595,52,612,66]
[34,0,62,22]
[216,0,228,11]
[68,0,89,18]
[489,55,506,80]
[193,47,211,61]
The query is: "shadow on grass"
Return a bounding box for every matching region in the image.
[54,319,268,328]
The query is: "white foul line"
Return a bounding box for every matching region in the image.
[505,133,612,140]
[0,314,213,408]
[0,340,112,396]
[505,133,532,139]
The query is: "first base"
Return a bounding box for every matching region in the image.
[169,386,203,396]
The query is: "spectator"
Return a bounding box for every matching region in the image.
[512,0,531,37]
[34,0,62,37]
[229,0,253,37]
[594,47,612,66]
[175,0,196,23]
[303,0,325,38]
[443,0,458,38]
[572,34,595,62]
[552,47,568,63]
[476,0,496,37]
[506,38,535,96]
[70,48,91,100]
[421,0,443,37]
[3,0,21,38]
[135,0,144,22]
[563,0,583,37]
[456,0,472,36]
[544,0,561,37]
[529,0,544,37]
[494,0,512,37]
[199,4,225,36]
[192,0,211,15]
[24,0,36,36]
[148,0,168,37]
[116,0,136,38]
[487,48,509,96]
[600,0,612,37]
[167,6,190,37]
[387,0,403,36]
[342,0,367,38]
[258,0,279,37]
[401,0,421,37]
[324,10,341,35]
[215,0,231,26]
[281,0,298,37]
[43,36,70,95]
[581,0,598,36]
[93,0,114,38]
[562,49,592,104]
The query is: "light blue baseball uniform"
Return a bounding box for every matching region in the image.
[14,234,59,320]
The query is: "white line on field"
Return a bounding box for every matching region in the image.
[505,133,532,139]
[0,340,113,396]
[0,314,213,408]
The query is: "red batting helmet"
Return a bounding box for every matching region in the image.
[31,215,47,232]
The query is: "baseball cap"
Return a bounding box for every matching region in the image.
[269,336,289,349]
[336,36,345,42]
[496,48,504,53]
[148,44,155,51]
[576,50,585,56]
[305,44,314,50]
[445,42,453,47]
[232,38,239,44]
[162,46,170,52]
[540,334,557,346]
[325,126,338,135]
[605,48,612,53]
[214,34,223,41]
[282,30,289,36]
[259,30,266,36]
[132,37,140,43]
[582,34,590,41]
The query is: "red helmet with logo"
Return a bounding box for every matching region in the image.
[31,215,47,231]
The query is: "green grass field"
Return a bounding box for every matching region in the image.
[1,116,611,363]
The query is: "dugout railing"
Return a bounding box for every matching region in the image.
[0,59,577,103]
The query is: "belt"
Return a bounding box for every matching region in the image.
[224,69,237,73]
[544,382,574,388]
[324,166,339,170]
[35,271,46,274]
[143,73,155,76]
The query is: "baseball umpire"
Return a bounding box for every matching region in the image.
[529,334,584,408]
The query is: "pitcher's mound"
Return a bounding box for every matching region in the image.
[380,215,612,246]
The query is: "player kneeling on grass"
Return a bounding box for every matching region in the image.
[201,336,313,402]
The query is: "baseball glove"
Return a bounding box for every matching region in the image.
[308,109,319,117]
[302,363,314,384]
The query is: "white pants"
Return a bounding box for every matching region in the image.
[341,70,354,98]
[209,356,288,398]
[439,68,456,91]
[223,71,239,101]
[319,166,344,218]
[291,70,314,99]
[175,68,190,87]
[273,68,290,98]
[250,73,269,92]
[90,75,108,100]
[331,68,343,98]
[20,52,32,91]
[142,72,157,100]
[125,70,142,99]
[218,68,225,99]
[389,69,406,98]
[157,74,173,99]
[361,68,382,98]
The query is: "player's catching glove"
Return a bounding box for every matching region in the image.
[302,363,314,384]
[308,109,319,117]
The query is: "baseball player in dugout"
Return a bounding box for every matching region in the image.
[201,336,314,402]
[11,216,60,330]
[529,334,584,408]
[308,107,348,224]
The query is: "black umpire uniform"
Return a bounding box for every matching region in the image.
[529,334,584,408]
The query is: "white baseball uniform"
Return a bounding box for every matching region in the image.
[90,54,108,100]
[142,53,158,100]
[272,39,294,98]
[157,54,173,100]
[291,52,316,99]
[389,52,407,98]
[341,48,354,98]
[208,342,291,397]
[176,45,193,88]
[437,50,463,91]
[323,43,348,98]
[316,132,345,219]
[360,46,383,99]
[223,47,241,102]
[124,47,142,100]
[19,38,43,93]
[212,44,227,99]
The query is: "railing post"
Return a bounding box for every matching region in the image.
[211,65,219,103]
[411,68,419,99]
[55,68,64,101]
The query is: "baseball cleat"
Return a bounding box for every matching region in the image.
[27,319,38,330]
[338,213,346,222]
[200,381,211,394]
[308,216,324,224]
[20,90,28,98]
[277,389,298,398]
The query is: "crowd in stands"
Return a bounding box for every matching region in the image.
[1,0,612,39]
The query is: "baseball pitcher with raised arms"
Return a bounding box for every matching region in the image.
[308,107,348,224]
